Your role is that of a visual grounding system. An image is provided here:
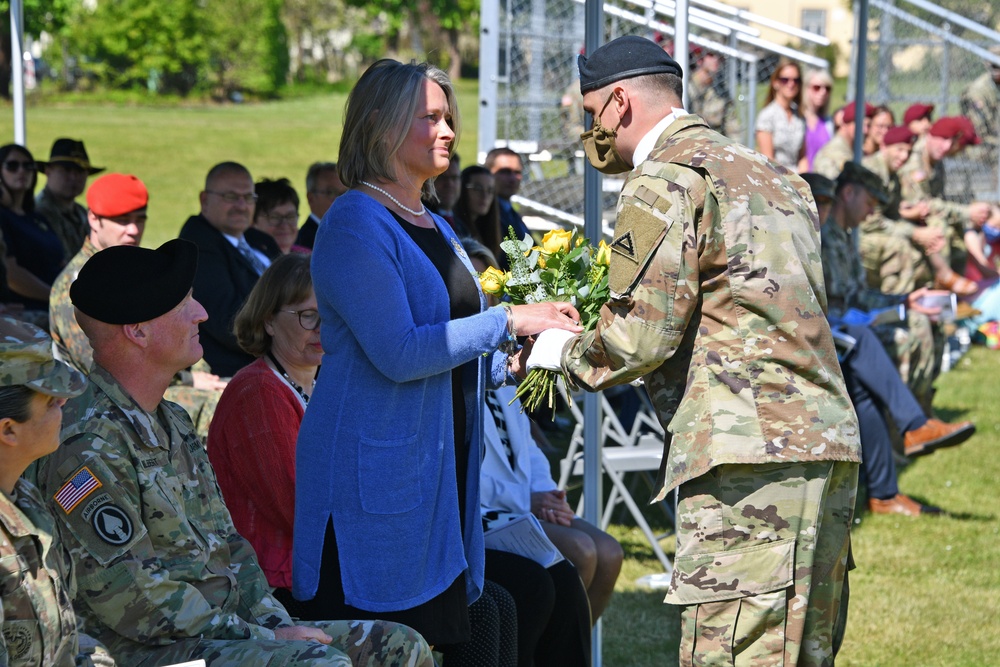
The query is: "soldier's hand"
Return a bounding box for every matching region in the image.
[912,226,945,254]
[274,625,333,644]
[192,370,229,391]
[906,287,945,318]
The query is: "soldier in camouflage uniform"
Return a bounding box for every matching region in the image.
[33,240,433,667]
[812,100,874,179]
[526,36,861,666]
[0,316,115,666]
[822,162,945,411]
[686,50,742,139]
[959,45,1000,160]
[35,139,104,261]
[48,173,225,440]
[897,117,993,273]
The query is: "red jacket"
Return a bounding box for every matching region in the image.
[208,357,304,589]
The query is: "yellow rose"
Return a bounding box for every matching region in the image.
[541,229,573,254]
[595,239,611,266]
[478,266,507,295]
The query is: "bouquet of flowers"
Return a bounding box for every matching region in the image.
[479,227,610,413]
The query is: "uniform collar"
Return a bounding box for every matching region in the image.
[632,107,688,166]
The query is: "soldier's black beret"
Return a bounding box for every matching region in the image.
[800,172,836,201]
[579,35,683,94]
[836,161,889,205]
[71,239,198,325]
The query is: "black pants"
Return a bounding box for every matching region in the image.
[485,549,592,667]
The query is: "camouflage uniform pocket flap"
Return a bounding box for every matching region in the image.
[609,189,673,297]
[665,536,795,605]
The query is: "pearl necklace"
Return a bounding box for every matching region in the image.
[360,181,426,217]
[267,352,317,406]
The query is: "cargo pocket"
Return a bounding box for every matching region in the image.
[358,433,422,515]
[668,537,795,666]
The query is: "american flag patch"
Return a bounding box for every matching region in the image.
[54,467,103,514]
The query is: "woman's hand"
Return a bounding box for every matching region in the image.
[531,490,574,526]
[509,302,582,337]
[274,625,333,644]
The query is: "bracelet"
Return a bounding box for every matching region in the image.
[499,305,518,356]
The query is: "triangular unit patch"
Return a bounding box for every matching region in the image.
[611,230,637,260]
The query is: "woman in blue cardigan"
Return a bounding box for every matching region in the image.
[291,59,581,654]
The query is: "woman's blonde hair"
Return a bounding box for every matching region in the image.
[338,59,460,201]
[234,253,313,357]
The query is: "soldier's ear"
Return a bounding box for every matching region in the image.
[0,417,19,448]
[122,322,149,348]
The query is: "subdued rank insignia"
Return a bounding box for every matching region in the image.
[611,230,637,260]
[92,504,134,545]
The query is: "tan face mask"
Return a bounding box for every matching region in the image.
[580,92,631,174]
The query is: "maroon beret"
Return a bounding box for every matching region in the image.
[843,101,876,124]
[903,103,934,125]
[882,126,915,146]
[929,116,964,140]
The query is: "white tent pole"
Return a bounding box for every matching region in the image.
[11,0,25,144]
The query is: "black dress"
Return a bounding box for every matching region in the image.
[285,212,482,646]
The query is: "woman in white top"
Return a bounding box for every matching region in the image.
[756,59,808,172]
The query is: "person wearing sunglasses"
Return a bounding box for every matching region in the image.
[252,177,310,255]
[755,58,808,171]
[0,144,65,320]
[179,161,282,377]
[802,68,835,170]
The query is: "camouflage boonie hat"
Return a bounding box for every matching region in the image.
[836,161,889,205]
[800,172,836,202]
[0,316,86,398]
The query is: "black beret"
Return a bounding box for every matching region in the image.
[836,161,889,205]
[71,239,199,325]
[579,35,683,94]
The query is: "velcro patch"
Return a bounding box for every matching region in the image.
[612,230,637,260]
[608,202,671,297]
[91,504,134,545]
[53,466,102,514]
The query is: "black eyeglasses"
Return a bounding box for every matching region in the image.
[279,308,321,330]
[207,190,258,204]
[3,160,35,172]
[777,77,801,86]
[465,184,495,196]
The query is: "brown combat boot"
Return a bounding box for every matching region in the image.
[903,419,975,457]
[868,494,943,517]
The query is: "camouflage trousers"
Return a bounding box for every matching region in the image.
[874,311,942,411]
[859,226,933,295]
[666,461,858,667]
[128,619,434,667]
[164,385,222,441]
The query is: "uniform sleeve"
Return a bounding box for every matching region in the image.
[563,174,700,391]
[39,441,286,646]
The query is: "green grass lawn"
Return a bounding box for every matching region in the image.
[5,85,998,666]
[0,79,481,248]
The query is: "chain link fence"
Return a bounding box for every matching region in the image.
[859,0,1000,202]
[485,0,831,227]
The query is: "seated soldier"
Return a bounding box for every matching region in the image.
[0,316,115,666]
[35,139,104,261]
[817,162,945,414]
[32,239,433,667]
[48,173,226,439]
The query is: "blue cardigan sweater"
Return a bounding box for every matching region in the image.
[292,190,510,612]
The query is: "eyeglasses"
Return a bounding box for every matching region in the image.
[261,212,298,227]
[465,184,495,196]
[3,160,35,173]
[207,190,257,204]
[279,308,321,331]
[810,84,832,92]
[777,77,801,86]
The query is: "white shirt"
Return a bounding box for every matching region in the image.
[631,107,688,166]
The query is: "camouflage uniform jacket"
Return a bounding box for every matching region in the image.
[0,478,83,666]
[811,133,854,179]
[49,239,97,374]
[820,213,904,319]
[687,76,740,139]
[898,136,967,233]
[960,71,999,150]
[562,114,860,499]
[862,151,913,239]
[35,190,88,263]
[34,364,293,660]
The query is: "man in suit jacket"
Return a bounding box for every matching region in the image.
[179,162,280,377]
[295,162,346,250]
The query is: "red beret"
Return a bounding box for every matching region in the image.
[953,116,981,146]
[843,101,876,124]
[86,173,148,218]
[903,103,934,125]
[883,126,915,146]
[929,116,965,140]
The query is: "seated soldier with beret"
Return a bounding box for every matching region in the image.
[32,239,433,667]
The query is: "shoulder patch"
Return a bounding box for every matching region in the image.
[53,466,103,514]
[91,504,134,545]
[612,229,637,260]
